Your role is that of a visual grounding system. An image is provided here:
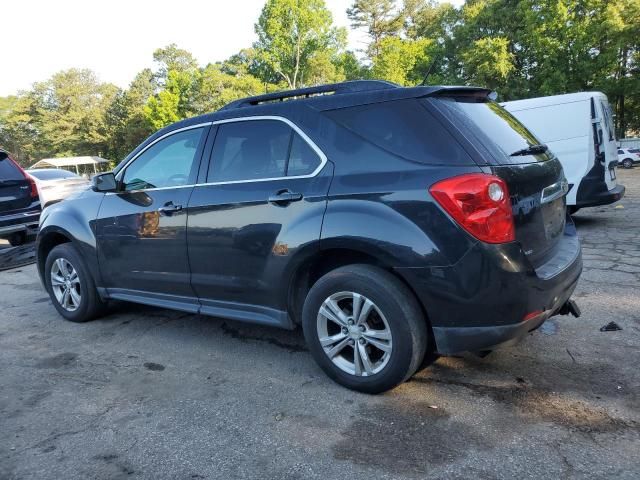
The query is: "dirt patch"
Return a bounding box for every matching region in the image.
[143,362,165,372]
[35,353,78,369]
[415,377,638,434]
[333,402,487,474]
[220,321,307,353]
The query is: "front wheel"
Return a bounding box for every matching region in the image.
[622,159,633,169]
[44,243,106,322]
[302,265,428,393]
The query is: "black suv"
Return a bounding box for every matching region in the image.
[37,81,582,393]
[0,150,40,246]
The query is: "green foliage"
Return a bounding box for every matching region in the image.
[194,64,266,112]
[461,37,514,91]
[371,37,432,85]
[0,69,117,165]
[347,0,404,58]
[1,0,639,167]
[254,0,347,88]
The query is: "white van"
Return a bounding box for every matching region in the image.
[502,92,625,212]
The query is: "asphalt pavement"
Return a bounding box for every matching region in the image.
[1,170,639,479]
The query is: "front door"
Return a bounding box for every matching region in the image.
[187,118,331,324]
[95,125,208,307]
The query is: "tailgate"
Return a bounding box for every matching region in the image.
[428,94,568,267]
[0,179,33,213]
[492,160,567,267]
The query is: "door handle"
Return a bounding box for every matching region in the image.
[158,202,183,215]
[268,190,303,205]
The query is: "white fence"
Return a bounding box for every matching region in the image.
[620,138,640,149]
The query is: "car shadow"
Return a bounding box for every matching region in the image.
[0,239,37,272]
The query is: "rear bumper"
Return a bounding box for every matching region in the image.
[575,183,625,208]
[395,223,582,354]
[575,159,625,208]
[0,210,40,237]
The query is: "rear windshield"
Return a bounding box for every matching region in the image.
[28,169,79,180]
[0,158,24,181]
[324,99,474,165]
[430,96,549,164]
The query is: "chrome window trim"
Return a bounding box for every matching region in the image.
[110,116,327,194]
[114,122,213,183]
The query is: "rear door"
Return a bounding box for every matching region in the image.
[187,118,332,320]
[595,96,619,189]
[428,95,568,267]
[0,157,33,214]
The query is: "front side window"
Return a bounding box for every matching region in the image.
[122,127,204,191]
[207,120,321,182]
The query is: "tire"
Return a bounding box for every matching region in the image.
[622,158,633,169]
[302,264,428,393]
[8,232,26,247]
[44,243,107,322]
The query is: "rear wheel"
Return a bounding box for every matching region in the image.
[622,158,633,169]
[302,265,428,393]
[44,243,106,322]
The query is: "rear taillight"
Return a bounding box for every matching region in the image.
[7,156,38,199]
[429,173,515,244]
[27,176,38,198]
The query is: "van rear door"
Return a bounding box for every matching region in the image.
[594,96,619,191]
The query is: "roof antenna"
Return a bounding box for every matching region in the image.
[420,55,439,86]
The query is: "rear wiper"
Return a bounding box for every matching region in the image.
[510,144,548,156]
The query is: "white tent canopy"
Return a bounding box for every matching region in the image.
[31,156,110,174]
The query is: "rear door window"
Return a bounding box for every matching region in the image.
[207,120,322,182]
[430,96,548,165]
[0,158,24,181]
[324,99,474,165]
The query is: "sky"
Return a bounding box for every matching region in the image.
[1,0,464,97]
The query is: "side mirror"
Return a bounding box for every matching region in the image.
[0,150,8,161]
[92,172,117,192]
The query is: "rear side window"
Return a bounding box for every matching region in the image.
[208,120,322,182]
[0,158,25,181]
[432,97,548,164]
[324,99,473,165]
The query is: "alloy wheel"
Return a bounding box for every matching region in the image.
[316,291,392,377]
[50,258,82,312]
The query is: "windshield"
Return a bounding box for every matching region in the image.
[428,96,549,165]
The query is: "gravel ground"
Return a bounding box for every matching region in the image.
[1,170,639,479]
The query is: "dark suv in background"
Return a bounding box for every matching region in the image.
[0,150,40,246]
[36,81,582,393]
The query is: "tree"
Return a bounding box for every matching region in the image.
[371,37,432,85]
[347,0,404,59]
[144,44,201,129]
[0,69,118,163]
[105,69,156,160]
[152,44,199,81]
[254,0,346,88]
[461,37,515,91]
[194,64,266,113]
